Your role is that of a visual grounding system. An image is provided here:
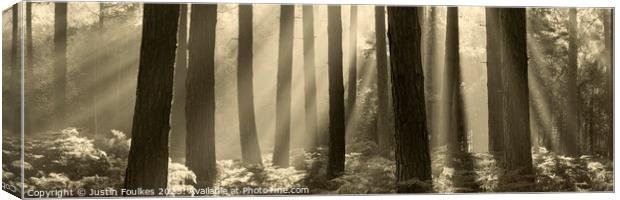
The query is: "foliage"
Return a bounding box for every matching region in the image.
[301,147,396,194]
[532,147,613,191]
[12,128,195,196]
[215,153,306,193]
[25,128,111,180]
[5,128,612,196]
[2,131,22,192]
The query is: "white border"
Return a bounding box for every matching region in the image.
[0,1,618,200]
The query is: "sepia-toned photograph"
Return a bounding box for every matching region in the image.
[1,0,615,198]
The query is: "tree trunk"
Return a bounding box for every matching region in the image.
[425,7,441,148]
[303,5,319,152]
[273,5,295,167]
[238,5,263,166]
[123,4,180,192]
[346,6,358,122]
[25,3,32,135]
[497,8,534,189]
[375,6,392,158]
[387,7,432,193]
[54,3,67,129]
[563,8,580,156]
[442,7,467,156]
[170,4,188,162]
[186,4,218,187]
[603,9,613,159]
[485,8,505,155]
[7,4,20,136]
[327,5,345,179]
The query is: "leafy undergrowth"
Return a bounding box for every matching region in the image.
[303,145,612,194]
[302,146,396,194]
[3,128,196,197]
[214,153,306,195]
[431,146,613,193]
[3,129,613,196]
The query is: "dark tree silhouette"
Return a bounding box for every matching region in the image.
[186,4,218,187]
[563,8,580,156]
[6,4,20,136]
[54,3,67,129]
[603,9,613,159]
[387,7,432,193]
[25,2,33,135]
[273,5,295,167]
[303,5,319,152]
[346,6,358,122]
[497,8,534,189]
[327,5,345,179]
[443,7,467,156]
[238,5,263,166]
[123,4,180,192]
[170,4,188,161]
[375,6,392,158]
[485,8,505,156]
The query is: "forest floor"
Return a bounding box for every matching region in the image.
[2,128,613,197]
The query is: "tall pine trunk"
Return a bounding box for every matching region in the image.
[238,5,263,166]
[485,8,504,155]
[327,5,346,179]
[603,9,613,159]
[563,8,580,156]
[273,5,295,167]
[346,6,358,122]
[170,4,188,161]
[186,4,218,187]
[442,7,466,156]
[123,4,179,192]
[426,7,442,148]
[25,3,32,135]
[303,5,319,152]
[387,7,432,193]
[497,8,534,189]
[7,4,20,136]
[375,6,392,158]
[54,3,67,129]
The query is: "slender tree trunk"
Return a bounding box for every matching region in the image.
[170,4,188,162]
[442,7,466,156]
[25,3,33,135]
[485,8,505,156]
[273,5,295,167]
[375,6,392,158]
[497,8,534,189]
[327,5,345,179]
[603,9,613,159]
[186,4,218,187]
[7,4,20,136]
[123,4,179,192]
[54,3,67,129]
[588,95,595,154]
[238,5,263,166]
[303,5,319,152]
[425,7,441,148]
[564,8,580,156]
[346,6,358,122]
[387,7,432,193]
